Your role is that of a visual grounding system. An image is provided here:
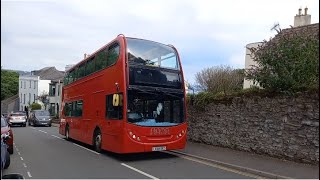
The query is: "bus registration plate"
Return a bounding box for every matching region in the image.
[152,146,166,151]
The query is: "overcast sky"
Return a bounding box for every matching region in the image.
[1,0,319,84]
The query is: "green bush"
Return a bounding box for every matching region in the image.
[31,103,42,110]
[245,26,319,92]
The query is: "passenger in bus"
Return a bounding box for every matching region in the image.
[155,103,164,123]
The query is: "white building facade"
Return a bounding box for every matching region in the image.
[48,80,63,117]
[18,75,50,111]
[243,42,262,89]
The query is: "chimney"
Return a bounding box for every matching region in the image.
[84,53,87,59]
[294,7,311,27]
[304,7,308,15]
[298,8,302,15]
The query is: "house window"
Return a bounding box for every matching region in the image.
[21,81,22,88]
[34,94,36,103]
[56,103,59,117]
[57,84,61,96]
[23,94,26,104]
[24,81,26,89]
[29,80,31,88]
[50,103,56,116]
[34,81,37,89]
[29,93,31,105]
[49,84,56,96]
[20,93,22,102]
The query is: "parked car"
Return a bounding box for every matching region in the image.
[7,112,27,127]
[1,135,24,179]
[1,117,13,154]
[1,133,10,170]
[29,110,52,127]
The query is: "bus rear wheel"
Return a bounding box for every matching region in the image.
[93,131,102,153]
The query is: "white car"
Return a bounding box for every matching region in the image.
[8,112,27,127]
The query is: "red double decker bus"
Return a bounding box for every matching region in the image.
[59,35,187,153]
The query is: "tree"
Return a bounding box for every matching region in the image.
[30,103,41,110]
[1,69,19,101]
[38,91,49,110]
[245,25,319,91]
[195,65,244,95]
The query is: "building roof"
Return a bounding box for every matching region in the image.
[254,23,319,54]
[272,23,319,43]
[31,67,65,81]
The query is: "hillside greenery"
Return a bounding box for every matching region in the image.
[1,69,19,101]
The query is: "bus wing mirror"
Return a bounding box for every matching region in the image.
[113,94,120,106]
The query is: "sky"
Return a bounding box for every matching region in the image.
[1,0,319,84]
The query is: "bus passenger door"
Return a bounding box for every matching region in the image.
[102,93,123,151]
[92,91,105,142]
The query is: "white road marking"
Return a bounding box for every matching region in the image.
[121,163,159,180]
[18,152,21,155]
[73,143,100,155]
[20,157,24,161]
[16,148,19,151]
[27,171,32,178]
[13,142,15,145]
[23,163,27,168]
[31,127,36,130]
[51,135,65,140]
[38,130,47,134]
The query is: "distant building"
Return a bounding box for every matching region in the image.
[65,64,75,72]
[18,67,65,113]
[48,78,63,117]
[18,75,50,111]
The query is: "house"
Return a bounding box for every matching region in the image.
[18,67,65,113]
[243,7,318,89]
[48,78,63,117]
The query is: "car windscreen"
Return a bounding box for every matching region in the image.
[1,118,7,127]
[35,111,50,116]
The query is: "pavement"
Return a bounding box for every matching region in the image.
[51,122,318,179]
[175,141,319,179]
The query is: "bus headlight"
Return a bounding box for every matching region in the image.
[129,131,141,141]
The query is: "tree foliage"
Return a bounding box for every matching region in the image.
[1,69,19,101]
[195,65,244,95]
[245,26,319,92]
[30,102,42,110]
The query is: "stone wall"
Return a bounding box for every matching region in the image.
[187,92,319,164]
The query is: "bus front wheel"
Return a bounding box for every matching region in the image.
[65,125,70,141]
[93,130,102,153]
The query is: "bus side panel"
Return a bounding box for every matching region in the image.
[59,119,66,135]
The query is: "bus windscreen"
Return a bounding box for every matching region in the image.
[127,38,180,70]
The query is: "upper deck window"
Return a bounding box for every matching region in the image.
[127,38,180,70]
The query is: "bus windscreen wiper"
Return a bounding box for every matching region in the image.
[155,89,182,99]
[128,87,159,96]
